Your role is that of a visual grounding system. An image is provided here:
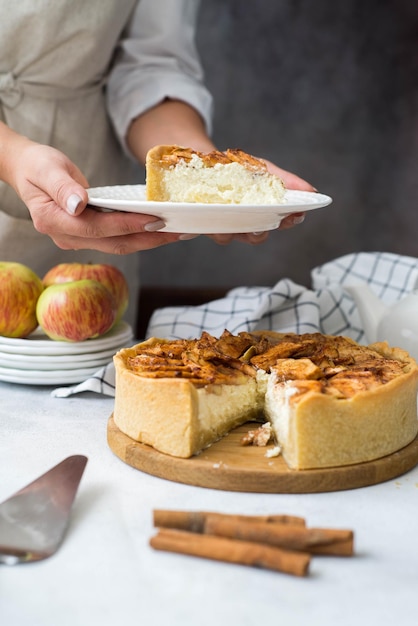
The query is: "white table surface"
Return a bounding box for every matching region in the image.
[0,380,417,626]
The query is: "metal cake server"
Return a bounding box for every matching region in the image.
[0,455,88,565]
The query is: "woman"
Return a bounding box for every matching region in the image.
[0,0,311,324]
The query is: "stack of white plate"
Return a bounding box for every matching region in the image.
[0,321,134,385]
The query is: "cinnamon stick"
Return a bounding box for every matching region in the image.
[153,509,306,533]
[150,528,310,577]
[203,516,354,557]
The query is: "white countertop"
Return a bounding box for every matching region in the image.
[0,380,417,626]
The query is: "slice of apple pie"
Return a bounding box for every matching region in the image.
[145,145,285,204]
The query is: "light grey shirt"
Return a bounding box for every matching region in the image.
[107,0,212,156]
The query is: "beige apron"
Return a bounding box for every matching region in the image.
[0,0,141,325]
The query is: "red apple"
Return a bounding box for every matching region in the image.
[36,279,117,342]
[0,262,44,338]
[42,263,129,323]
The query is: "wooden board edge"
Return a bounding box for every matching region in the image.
[107,415,418,494]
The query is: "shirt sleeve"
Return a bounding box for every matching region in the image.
[106,0,213,157]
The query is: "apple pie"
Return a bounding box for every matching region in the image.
[145,145,285,204]
[113,331,418,470]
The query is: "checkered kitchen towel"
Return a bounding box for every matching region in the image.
[52,251,418,398]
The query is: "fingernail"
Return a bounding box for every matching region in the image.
[144,219,166,232]
[252,231,267,236]
[179,234,200,241]
[66,194,83,215]
[292,215,305,225]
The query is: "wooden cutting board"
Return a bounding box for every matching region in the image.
[107,415,418,493]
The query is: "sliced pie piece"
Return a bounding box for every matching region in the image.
[145,145,285,204]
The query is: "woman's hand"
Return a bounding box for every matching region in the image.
[3,132,182,253]
[208,158,314,245]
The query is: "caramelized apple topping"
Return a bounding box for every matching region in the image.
[157,147,268,173]
[126,330,408,395]
[126,330,256,386]
[270,358,323,381]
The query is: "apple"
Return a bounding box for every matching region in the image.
[42,263,129,324]
[0,262,44,338]
[36,279,117,342]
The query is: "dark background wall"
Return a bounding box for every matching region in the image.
[139,0,418,290]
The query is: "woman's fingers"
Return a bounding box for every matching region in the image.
[263,159,316,192]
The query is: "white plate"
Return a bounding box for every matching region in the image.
[87,185,332,234]
[0,364,104,386]
[0,321,133,356]
[0,349,117,371]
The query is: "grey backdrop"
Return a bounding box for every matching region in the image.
[139,0,417,290]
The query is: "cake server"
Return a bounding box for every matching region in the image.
[0,455,88,565]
